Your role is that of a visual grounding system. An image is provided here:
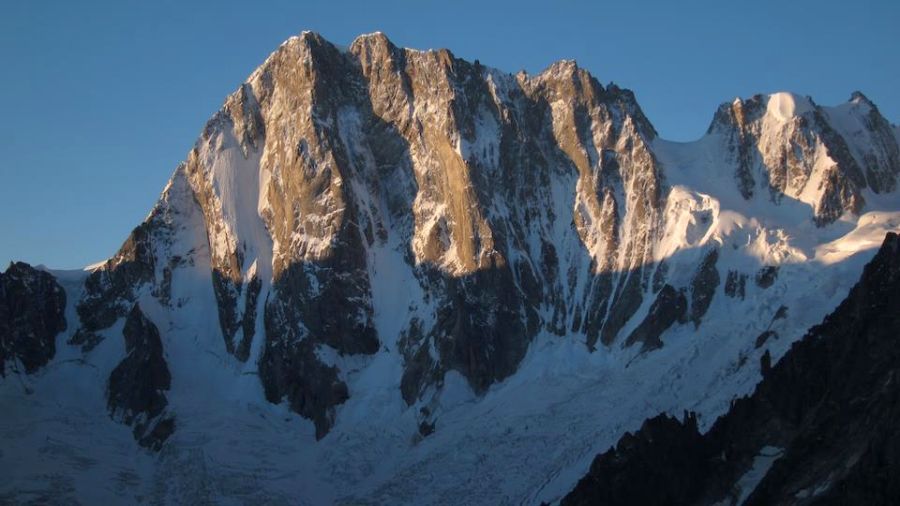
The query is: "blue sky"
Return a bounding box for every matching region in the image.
[1,0,898,269]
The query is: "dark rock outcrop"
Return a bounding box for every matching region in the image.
[0,262,67,376]
[624,284,687,351]
[754,306,787,349]
[259,336,348,440]
[234,274,262,362]
[724,270,747,299]
[754,265,779,289]
[107,304,174,451]
[563,412,714,506]
[258,217,378,438]
[754,330,777,349]
[689,249,720,327]
[71,209,167,351]
[401,266,533,402]
[562,232,900,505]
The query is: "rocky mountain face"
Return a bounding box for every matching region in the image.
[0,262,66,376]
[1,31,899,505]
[562,232,900,505]
[107,304,175,451]
[62,31,672,437]
[65,32,897,438]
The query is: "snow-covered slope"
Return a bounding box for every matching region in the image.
[1,31,898,505]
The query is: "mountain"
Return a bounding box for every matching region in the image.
[562,232,900,505]
[1,31,898,504]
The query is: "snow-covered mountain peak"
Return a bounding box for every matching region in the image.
[2,30,898,505]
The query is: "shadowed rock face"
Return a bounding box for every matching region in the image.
[624,284,687,352]
[755,265,779,289]
[259,336,348,440]
[562,232,900,505]
[0,262,66,376]
[689,249,720,327]
[60,31,900,440]
[107,304,174,451]
[724,270,747,299]
[71,197,175,352]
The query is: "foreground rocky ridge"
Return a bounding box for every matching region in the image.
[562,232,900,505]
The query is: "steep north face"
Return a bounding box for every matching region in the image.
[1,31,899,505]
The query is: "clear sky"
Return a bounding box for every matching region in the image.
[1,0,898,269]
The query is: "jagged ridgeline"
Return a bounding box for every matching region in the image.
[2,30,899,505]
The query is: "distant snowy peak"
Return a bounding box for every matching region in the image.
[823,91,900,195]
[708,91,899,224]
